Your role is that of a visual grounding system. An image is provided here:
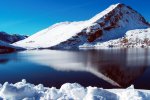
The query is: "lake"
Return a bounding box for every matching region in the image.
[0,49,150,89]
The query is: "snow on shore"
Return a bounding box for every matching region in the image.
[0,80,150,100]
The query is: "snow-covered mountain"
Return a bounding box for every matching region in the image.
[0,32,28,44]
[13,3,150,49]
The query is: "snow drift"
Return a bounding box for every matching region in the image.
[13,3,150,49]
[0,79,150,100]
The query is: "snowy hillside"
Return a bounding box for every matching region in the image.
[13,3,150,49]
[0,32,28,44]
[80,28,150,48]
[0,80,150,100]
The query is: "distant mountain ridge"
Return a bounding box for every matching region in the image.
[13,3,150,49]
[0,32,28,44]
[0,40,25,54]
[0,32,27,53]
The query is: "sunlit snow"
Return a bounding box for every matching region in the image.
[0,80,150,100]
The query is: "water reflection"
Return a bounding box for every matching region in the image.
[17,49,150,88]
[0,53,20,64]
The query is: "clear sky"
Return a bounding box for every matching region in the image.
[0,0,150,35]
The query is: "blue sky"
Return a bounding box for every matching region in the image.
[0,0,150,35]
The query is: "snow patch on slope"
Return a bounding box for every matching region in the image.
[0,80,150,100]
[0,40,12,47]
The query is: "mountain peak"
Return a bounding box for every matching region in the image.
[13,3,150,49]
[90,3,149,30]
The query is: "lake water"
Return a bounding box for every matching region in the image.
[0,49,150,89]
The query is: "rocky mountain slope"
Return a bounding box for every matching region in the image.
[84,28,150,48]
[13,3,150,49]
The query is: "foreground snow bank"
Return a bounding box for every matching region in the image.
[0,80,150,100]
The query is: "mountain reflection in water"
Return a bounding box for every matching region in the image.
[20,49,150,87]
[0,49,150,89]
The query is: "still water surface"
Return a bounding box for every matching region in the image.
[0,49,150,89]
